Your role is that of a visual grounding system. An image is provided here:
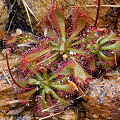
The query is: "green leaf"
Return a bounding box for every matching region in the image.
[52,47,59,51]
[98,51,114,61]
[48,41,59,47]
[67,18,86,45]
[70,57,91,83]
[85,30,97,42]
[39,67,47,80]
[99,33,116,46]
[48,73,58,82]
[89,58,96,71]
[59,65,73,75]
[19,87,38,102]
[103,64,111,70]
[32,70,43,81]
[45,86,60,100]
[44,86,52,94]
[67,48,89,56]
[59,42,65,53]
[68,38,86,47]
[50,90,60,100]
[115,41,120,50]
[58,99,71,110]
[28,79,40,85]
[100,41,120,50]
[51,80,78,92]
[17,80,27,88]
[86,44,93,49]
[41,89,48,109]
[49,63,72,82]
[96,36,105,45]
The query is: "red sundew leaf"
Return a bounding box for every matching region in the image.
[42,17,53,31]
[38,52,58,68]
[67,48,89,56]
[41,17,59,40]
[42,22,58,40]
[100,59,115,70]
[53,9,65,42]
[59,65,73,76]
[21,45,52,63]
[86,55,96,71]
[39,67,47,72]
[6,30,23,45]
[19,87,38,103]
[49,7,65,39]
[70,57,92,84]
[6,36,17,44]
[72,7,86,31]
[33,95,46,117]
[84,29,97,42]
[67,17,86,45]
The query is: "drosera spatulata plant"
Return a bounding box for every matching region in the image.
[5,5,120,119]
[20,7,92,85]
[86,30,120,70]
[6,49,78,118]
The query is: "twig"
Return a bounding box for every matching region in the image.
[0,67,11,84]
[100,5,120,7]
[78,86,87,101]
[7,14,14,33]
[70,5,120,8]
[0,99,32,107]
[0,68,18,81]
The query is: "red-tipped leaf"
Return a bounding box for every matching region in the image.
[19,87,38,103]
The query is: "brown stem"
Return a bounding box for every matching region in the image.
[94,0,100,27]
[5,50,35,90]
[78,86,87,101]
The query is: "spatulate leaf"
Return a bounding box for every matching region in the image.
[19,88,38,103]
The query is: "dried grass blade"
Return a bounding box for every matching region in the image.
[35,112,62,120]
[21,0,33,31]
[0,100,20,107]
